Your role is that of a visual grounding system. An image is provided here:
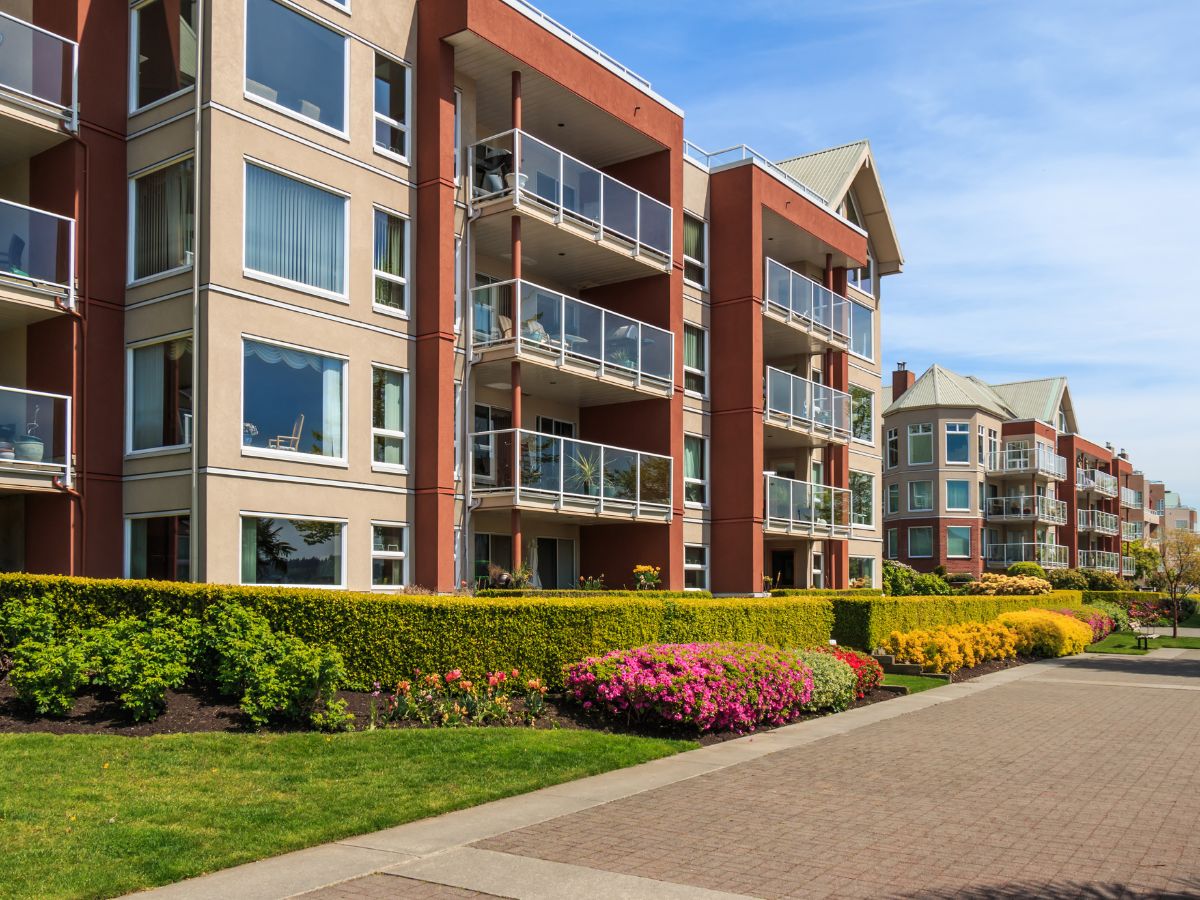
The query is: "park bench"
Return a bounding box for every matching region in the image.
[1134,624,1159,651]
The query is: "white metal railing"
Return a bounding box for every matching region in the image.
[1123,521,1144,542]
[1077,467,1118,497]
[1122,556,1136,578]
[471,129,672,263]
[764,367,851,442]
[1120,487,1141,510]
[0,10,78,130]
[471,428,671,518]
[0,384,71,486]
[763,473,852,537]
[0,197,75,306]
[987,446,1068,479]
[1078,508,1120,535]
[985,542,1069,570]
[472,279,672,391]
[984,495,1068,525]
[1079,549,1120,573]
[763,258,849,344]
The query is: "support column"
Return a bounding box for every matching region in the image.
[823,274,850,589]
[512,70,522,130]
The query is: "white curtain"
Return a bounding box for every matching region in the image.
[322,359,342,458]
[246,164,344,293]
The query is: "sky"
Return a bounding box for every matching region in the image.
[530,0,1200,504]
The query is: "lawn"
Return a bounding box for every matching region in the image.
[0,729,693,900]
[882,674,947,694]
[1086,632,1200,655]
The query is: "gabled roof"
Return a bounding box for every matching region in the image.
[988,377,1070,427]
[777,140,904,275]
[884,364,1012,418]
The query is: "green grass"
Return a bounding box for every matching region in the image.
[882,673,947,694]
[1086,632,1200,655]
[0,729,693,900]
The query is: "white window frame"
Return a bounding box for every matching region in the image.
[243,0,350,139]
[684,544,708,591]
[886,427,899,469]
[945,421,970,466]
[908,526,933,559]
[453,381,462,480]
[849,299,875,361]
[850,386,874,445]
[123,509,190,579]
[682,212,708,290]
[371,363,409,474]
[128,0,198,115]
[371,203,411,318]
[127,152,196,287]
[238,511,347,589]
[850,469,874,528]
[243,158,350,302]
[886,482,900,515]
[372,50,412,165]
[849,555,876,589]
[125,330,194,458]
[684,433,708,509]
[908,480,933,513]
[370,520,408,591]
[886,527,899,559]
[946,525,972,559]
[453,235,462,332]
[945,479,971,512]
[240,334,349,467]
[907,422,933,466]
[683,323,708,398]
[535,415,576,437]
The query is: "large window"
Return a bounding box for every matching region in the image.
[131,156,194,281]
[850,300,873,359]
[474,532,513,583]
[886,483,900,515]
[129,336,193,452]
[850,386,874,444]
[684,324,707,396]
[127,514,189,581]
[848,252,874,297]
[245,0,346,133]
[371,523,407,588]
[908,480,933,512]
[908,423,933,465]
[946,479,970,511]
[946,422,970,464]
[373,209,408,313]
[241,515,344,587]
[372,366,406,469]
[245,163,347,296]
[946,525,971,558]
[886,427,898,469]
[886,528,898,559]
[242,339,345,459]
[374,54,409,159]
[850,471,874,527]
[131,0,198,111]
[684,434,707,506]
[849,556,875,588]
[684,545,708,591]
[683,214,707,287]
[908,526,933,559]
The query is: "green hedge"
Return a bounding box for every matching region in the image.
[769,588,884,598]
[474,589,711,599]
[1082,590,1164,606]
[0,575,830,690]
[831,590,1085,650]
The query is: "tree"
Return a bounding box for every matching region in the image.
[1155,531,1200,638]
[1125,539,1162,583]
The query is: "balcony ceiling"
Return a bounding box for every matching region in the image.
[0,288,64,330]
[763,208,860,273]
[473,354,671,408]
[0,102,71,167]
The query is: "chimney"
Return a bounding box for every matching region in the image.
[892,362,915,402]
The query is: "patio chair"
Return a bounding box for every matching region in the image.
[268,413,304,451]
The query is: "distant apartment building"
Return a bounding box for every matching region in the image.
[0,0,901,592]
[1151,485,1198,535]
[883,364,1151,579]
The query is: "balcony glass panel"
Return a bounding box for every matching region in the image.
[0,198,73,295]
[764,474,850,533]
[764,367,850,438]
[0,11,75,112]
[0,385,70,475]
[762,258,850,340]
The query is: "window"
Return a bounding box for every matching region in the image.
[908,526,933,559]
[850,386,874,443]
[245,0,347,133]
[472,404,512,483]
[127,514,189,580]
[131,0,198,111]
[908,423,933,465]
[886,427,899,469]
[908,480,932,512]
[946,422,970,464]
[454,89,462,183]
[372,366,406,469]
[886,528,898,559]
[453,236,462,331]
[373,208,408,313]
[130,156,194,281]
[684,545,708,591]
[474,532,513,583]
[946,479,970,511]
[684,324,707,395]
[947,525,971,558]
[988,429,999,467]
[978,424,985,462]
[683,214,707,287]
[371,523,407,588]
[850,300,873,359]
[849,556,875,588]
[536,416,575,437]
[850,471,874,527]
[886,483,900,514]
[245,163,347,296]
[241,515,343,586]
[242,339,345,459]
[684,434,707,505]
[374,54,409,159]
[129,336,193,451]
[847,253,874,297]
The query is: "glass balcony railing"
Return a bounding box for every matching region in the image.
[470,428,671,518]
[985,542,1069,570]
[0,384,71,484]
[0,11,77,127]
[763,258,850,344]
[763,473,851,537]
[1077,467,1118,497]
[1078,509,1120,535]
[471,129,672,262]
[0,197,74,304]
[764,367,850,442]
[1079,550,1120,573]
[1122,556,1136,578]
[987,447,1067,479]
[472,280,672,390]
[1122,521,1144,542]
[1120,487,1141,510]
[984,495,1068,525]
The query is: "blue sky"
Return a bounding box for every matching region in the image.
[531,0,1200,504]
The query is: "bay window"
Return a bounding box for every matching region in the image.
[908,423,933,465]
[946,479,970,511]
[908,526,933,559]
[886,427,899,468]
[947,526,972,559]
[887,483,900,514]
[242,339,345,460]
[946,422,970,464]
[908,480,933,512]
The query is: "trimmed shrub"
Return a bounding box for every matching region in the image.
[1006,562,1048,580]
[474,589,711,599]
[84,613,197,722]
[945,573,976,587]
[769,588,883,598]
[564,642,814,733]
[1047,568,1090,591]
[813,645,884,697]
[1081,569,1125,592]
[1082,590,1164,608]
[996,610,1093,657]
[963,573,1053,596]
[7,640,88,716]
[793,651,856,713]
[883,560,951,597]
[1057,606,1115,643]
[881,621,1018,674]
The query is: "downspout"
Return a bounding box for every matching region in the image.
[188,0,205,581]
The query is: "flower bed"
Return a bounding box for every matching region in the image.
[812,646,884,698]
[1056,606,1115,643]
[792,651,856,713]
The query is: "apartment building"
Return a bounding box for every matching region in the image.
[1152,485,1198,536]
[883,364,1147,579]
[0,0,900,593]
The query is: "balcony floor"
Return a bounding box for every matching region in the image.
[474,489,671,524]
[764,417,849,451]
[0,461,63,494]
[0,97,71,167]
[0,278,69,328]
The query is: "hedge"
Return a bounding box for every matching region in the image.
[474,589,711,599]
[769,588,884,598]
[0,575,830,690]
[831,590,1085,650]
[1082,590,1164,607]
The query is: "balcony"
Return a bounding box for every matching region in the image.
[0,384,70,492]
[0,11,76,163]
[1077,509,1120,536]
[1120,487,1141,510]
[470,129,672,284]
[471,279,672,404]
[1122,521,1144,543]
[1122,556,1136,578]
[984,495,1068,525]
[763,473,851,539]
[1078,549,1120,573]
[1077,467,1118,498]
[0,197,74,323]
[985,542,1069,570]
[763,367,850,448]
[986,447,1067,481]
[762,258,850,356]
[470,428,671,523]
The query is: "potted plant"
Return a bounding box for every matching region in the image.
[13,405,44,463]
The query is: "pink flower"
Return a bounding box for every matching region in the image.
[445,669,462,683]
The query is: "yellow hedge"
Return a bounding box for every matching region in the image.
[995,610,1093,658]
